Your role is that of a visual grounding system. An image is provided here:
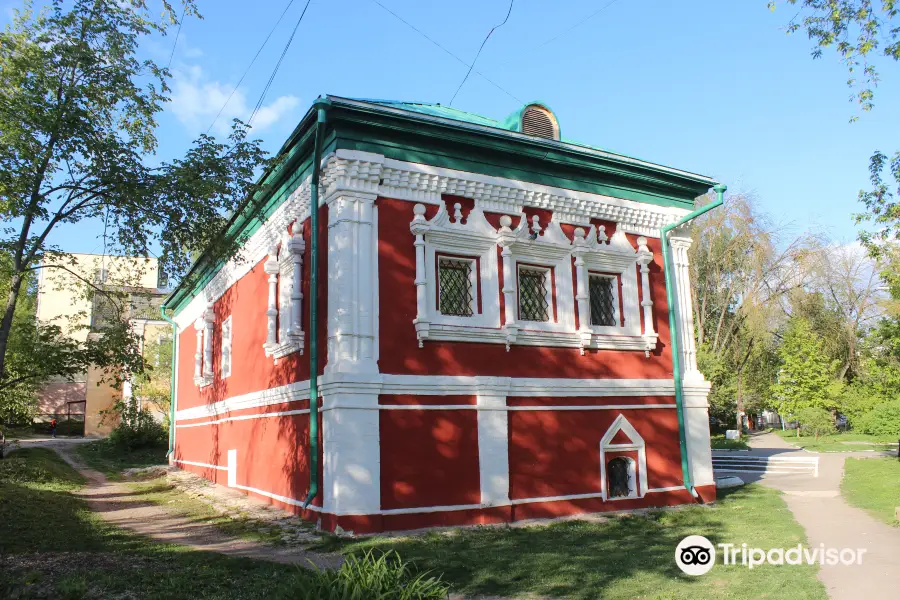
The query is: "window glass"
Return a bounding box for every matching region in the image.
[589,275,617,327]
[518,267,550,322]
[438,258,474,317]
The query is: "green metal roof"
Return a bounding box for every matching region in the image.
[354,98,655,165]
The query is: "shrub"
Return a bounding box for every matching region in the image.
[795,407,835,440]
[104,401,167,451]
[289,551,450,600]
[857,401,900,437]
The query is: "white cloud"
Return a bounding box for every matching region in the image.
[168,65,299,137]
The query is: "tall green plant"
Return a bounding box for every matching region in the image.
[0,0,270,396]
[773,318,842,418]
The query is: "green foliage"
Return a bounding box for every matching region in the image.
[0,0,271,396]
[773,318,842,416]
[104,402,167,451]
[856,401,900,436]
[75,438,167,477]
[795,407,836,439]
[290,551,450,600]
[131,335,172,426]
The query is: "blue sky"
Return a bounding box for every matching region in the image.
[7,0,900,253]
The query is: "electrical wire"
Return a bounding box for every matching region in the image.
[205,0,297,135]
[166,6,187,71]
[248,0,313,127]
[494,0,625,68]
[369,0,522,104]
[449,0,515,106]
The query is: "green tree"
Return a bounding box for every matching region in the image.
[772,318,842,418]
[795,406,837,439]
[0,1,271,394]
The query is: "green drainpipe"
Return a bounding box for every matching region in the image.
[160,305,178,458]
[303,98,330,509]
[661,183,726,499]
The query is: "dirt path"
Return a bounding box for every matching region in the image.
[50,443,342,569]
[746,432,900,600]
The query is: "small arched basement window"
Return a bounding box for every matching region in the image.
[521,105,559,140]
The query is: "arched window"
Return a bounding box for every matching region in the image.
[521,105,559,140]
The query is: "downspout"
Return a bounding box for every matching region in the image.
[303,98,330,509]
[160,305,178,458]
[661,183,726,499]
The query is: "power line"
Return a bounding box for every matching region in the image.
[369,0,522,105]
[248,0,313,127]
[450,0,515,106]
[166,6,187,71]
[205,0,297,135]
[494,0,625,68]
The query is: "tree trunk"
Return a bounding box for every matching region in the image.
[736,369,744,436]
[0,273,24,380]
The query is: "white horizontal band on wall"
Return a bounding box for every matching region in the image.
[372,404,676,411]
[173,459,228,471]
[175,408,311,428]
[175,375,679,422]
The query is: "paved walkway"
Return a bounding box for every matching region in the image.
[45,440,341,569]
[741,432,900,600]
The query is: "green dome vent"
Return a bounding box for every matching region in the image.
[521,104,558,140]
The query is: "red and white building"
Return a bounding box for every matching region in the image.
[165,97,720,534]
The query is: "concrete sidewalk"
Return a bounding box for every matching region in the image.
[747,432,900,600]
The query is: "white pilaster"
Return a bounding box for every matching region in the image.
[683,381,715,487]
[192,319,203,383]
[497,216,518,350]
[476,386,510,506]
[202,306,214,379]
[669,233,701,382]
[325,191,379,374]
[288,229,305,341]
[322,385,381,517]
[636,236,657,356]
[572,227,592,353]
[263,245,279,352]
[410,204,430,347]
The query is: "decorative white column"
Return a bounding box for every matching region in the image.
[325,191,378,374]
[410,204,430,348]
[572,227,592,354]
[288,228,305,342]
[636,236,657,357]
[202,305,214,380]
[669,232,701,382]
[322,389,381,520]
[263,245,279,353]
[476,382,510,507]
[497,215,517,351]
[668,227,714,490]
[192,319,203,384]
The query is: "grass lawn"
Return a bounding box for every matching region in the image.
[775,429,899,453]
[313,485,826,600]
[74,438,168,478]
[0,447,315,599]
[841,457,900,527]
[710,433,750,450]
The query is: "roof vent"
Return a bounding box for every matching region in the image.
[521,105,558,140]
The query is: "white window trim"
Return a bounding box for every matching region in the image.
[436,254,479,322]
[263,229,304,360]
[193,307,214,388]
[221,315,232,379]
[409,201,657,354]
[599,414,648,501]
[587,272,620,330]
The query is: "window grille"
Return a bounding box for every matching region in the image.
[607,457,632,498]
[589,275,617,327]
[518,267,550,322]
[521,105,558,140]
[438,258,474,317]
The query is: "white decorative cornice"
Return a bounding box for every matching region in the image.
[175,148,691,327]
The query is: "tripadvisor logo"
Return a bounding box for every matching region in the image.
[675,536,868,575]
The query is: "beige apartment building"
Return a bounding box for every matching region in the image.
[35,253,171,436]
